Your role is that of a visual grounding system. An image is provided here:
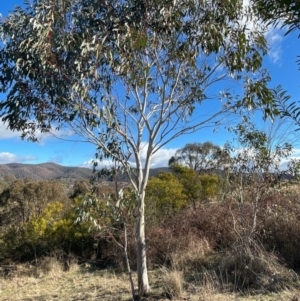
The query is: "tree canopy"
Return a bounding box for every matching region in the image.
[252,0,300,128]
[0,0,273,150]
[253,0,300,35]
[169,142,223,172]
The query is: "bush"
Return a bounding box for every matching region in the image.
[198,173,220,201]
[0,200,95,262]
[171,164,223,204]
[146,172,187,216]
[146,203,235,269]
[258,192,300,269]
[220,238,297,291]
[0,179,70,230]
[171,164,202,202]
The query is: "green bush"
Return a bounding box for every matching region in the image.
[146,172,187,214]
[171,164,222,203]
[0,200,94,261]
[171,164,202,202]
[0,179,70,229]
[198,173,220,201]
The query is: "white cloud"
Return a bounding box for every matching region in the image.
[80,158,113,169]
[128,143,178,168]
[242,0,284,64]
[0,121,74,143]
[265,28,284,63]
[0,152,37,164]
[80,144,178,169]
[0,122,21,139]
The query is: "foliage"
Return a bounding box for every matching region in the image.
[76,186,136,229]
[260,192,300,268]
[285,158,300,182]
[254,0,300,35]
[3,174,17,183]
[225,122,293,183]
[0,180,8,194]
[170,164,202,202]
[253,0,300,129]
[75,184,137,298]
[0,199,94,261]
[0,179,70,230]
[25,201,64,243]
[272,85,300,131]
[198,173,220,200]
[221,122,293,242]
[71,180,91,198]
[146,172,187,215]
[169,142,223,172]
[0,0,273,143]
[170,163,222,203]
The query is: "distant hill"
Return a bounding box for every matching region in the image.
[0,162,93,181]
[0,163,171,181]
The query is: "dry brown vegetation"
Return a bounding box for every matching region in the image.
[2,168,300,300]
[0,258,300,301]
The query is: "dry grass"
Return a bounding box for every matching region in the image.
[219,238,298,292]
[161,268,184,299]
[0,261,133,301]
[0,260,300,301]
[170,237,213,270]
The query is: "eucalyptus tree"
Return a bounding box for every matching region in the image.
[253,0,300,127]
[0,0,274,297]
[253,0,300,34]
[169,142,223,172]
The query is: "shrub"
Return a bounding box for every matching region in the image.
[258,192,300,269]
[146,203,235,269]
[0,179,70,229]
[220,238,297,291]
[146,172,187,216]
[198,173,220,201]
[171,164,223,204]
[0,200,94,262]
[171,164,202,202]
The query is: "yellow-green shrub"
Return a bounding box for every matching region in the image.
[198,173,220,200]
[146,172,187,215]
[0,200,94,261]
[171,164,202,202]
[25,201,64,240]
[171,164,221,203]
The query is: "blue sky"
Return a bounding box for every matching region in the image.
[0,1,300,168]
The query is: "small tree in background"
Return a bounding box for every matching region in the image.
[169,164,202,203]
[75,174,137,300]
[169,142,222,172]
[224,122,293,238]
[217,121,296,288]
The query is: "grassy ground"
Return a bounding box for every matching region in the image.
[0,259,299,301]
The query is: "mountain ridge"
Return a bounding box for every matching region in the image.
[0,162,93,181]
[0,162,170,181]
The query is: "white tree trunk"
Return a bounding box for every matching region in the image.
[136,192,150,297]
